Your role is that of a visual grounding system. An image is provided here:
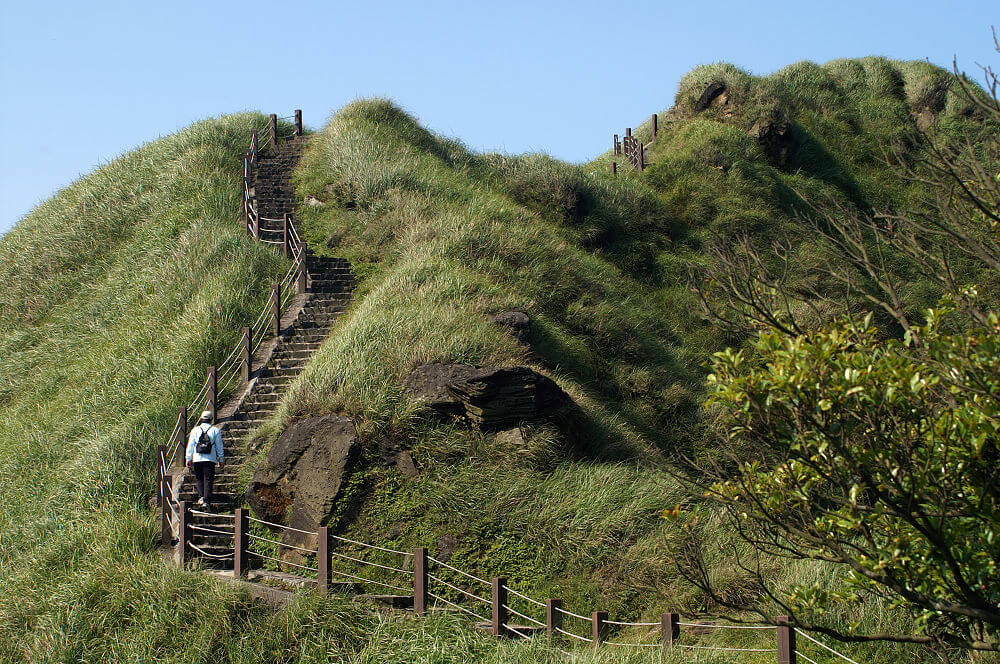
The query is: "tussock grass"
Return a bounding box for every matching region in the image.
[4,58,987,662]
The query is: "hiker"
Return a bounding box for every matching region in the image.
[185,410,225,510]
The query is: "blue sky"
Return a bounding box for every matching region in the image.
[1,0,996,234]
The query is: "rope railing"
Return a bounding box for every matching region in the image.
[675,644,778,653]
[428,555,489,586]
[332,534,411,557]
[678,621,777,630]
[248,532,318,555]
[798,630,862,664]
[428,574,490,606]
[429,591,489,622]
[187,541,234,560]
[248,550,316,573]
[330,549,411,575]
[332,569,410,593]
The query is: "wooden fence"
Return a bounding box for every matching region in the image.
[611,113,659,175]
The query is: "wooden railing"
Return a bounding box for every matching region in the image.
[610,113,659,175]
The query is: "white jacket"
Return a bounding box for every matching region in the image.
[185,422,225,464]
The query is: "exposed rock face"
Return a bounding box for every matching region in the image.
[490,311,531,342]
[694,81,728,111]
[405,363,571,430]
[247,415,358,556]
[403,363,482,417]
[749,116,796,166]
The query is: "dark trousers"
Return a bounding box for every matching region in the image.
[193,461,216,503]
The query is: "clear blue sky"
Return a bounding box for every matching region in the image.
[1,0,996,234]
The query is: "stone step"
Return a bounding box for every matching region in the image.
[356,595,414,609]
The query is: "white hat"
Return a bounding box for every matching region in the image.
[200,410,213,420]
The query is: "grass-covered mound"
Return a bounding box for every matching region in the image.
[267,58,982,663]
[2,56,986,663]
[0,113,294,661]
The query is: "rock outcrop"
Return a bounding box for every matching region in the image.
[749,115,796,167]
[247,415,358,556]
[405,363,571,430]
[490,310,531,342]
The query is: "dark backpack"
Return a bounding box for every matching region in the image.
[195,425,214,455]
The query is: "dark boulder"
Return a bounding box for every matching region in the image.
[749,116,796,167]
[490,311,531,342]
[405,363,571,431]
[694,81,728,111]
[247,415,358,558]
[403,363,482,418]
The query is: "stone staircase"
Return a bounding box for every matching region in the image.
[178,132,357,564]
[255,135,307,221]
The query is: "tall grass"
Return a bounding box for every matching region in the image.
[2,58,984,662]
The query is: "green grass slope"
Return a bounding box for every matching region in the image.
[264,57,985,664]
[2,56,988,663]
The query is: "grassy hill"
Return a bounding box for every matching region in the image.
[1,57,990,663]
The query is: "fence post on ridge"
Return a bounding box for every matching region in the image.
[269,114,278,148]
[610,161,617,176]
[592,611,608,646]
[661,612,679,646]
[160,476,172,545]
[283,213,292,258]
[492,577,508,637]
[241,326,252,383]
[317,526,331,594]
[297,250,308,294]
[174,406,188,463]
[234,508,249,578]
[546,598,562,636]
[651,113,658,139]
[413,547,428,616]
[613,133,620,155]
[156,444,167,507]
[178,501,191,567]
[294,109,302,136]
[776,616,796,664]
[207,366,217,422]
[271,283,281,336]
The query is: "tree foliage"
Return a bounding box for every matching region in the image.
[676,37,1000,654]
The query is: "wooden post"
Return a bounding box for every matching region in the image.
[492,577,508,637]
[661,612,679,646]
[626,127,632,138]
[234,508,249,578]
[178,500,191,567]
[283,213,292,258]
[613,133,620,155]
[206,366,217,422]
[160,475,172,545]
[591,611,608,645]
[252,203,259,240]
[296,251,308,294]
[776,616,797,664]
[414,547,428,616]
[156,444,167,507]
[610,161,617,176]
[294,109,303,136]
[546,598,562,636]
[317,526,331,593]
[271,283,281,336]
[269,113,278,147]
[651,113,658,139]
[241,326,252,383]
[639,144,645,171]
[174,406,187,464]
